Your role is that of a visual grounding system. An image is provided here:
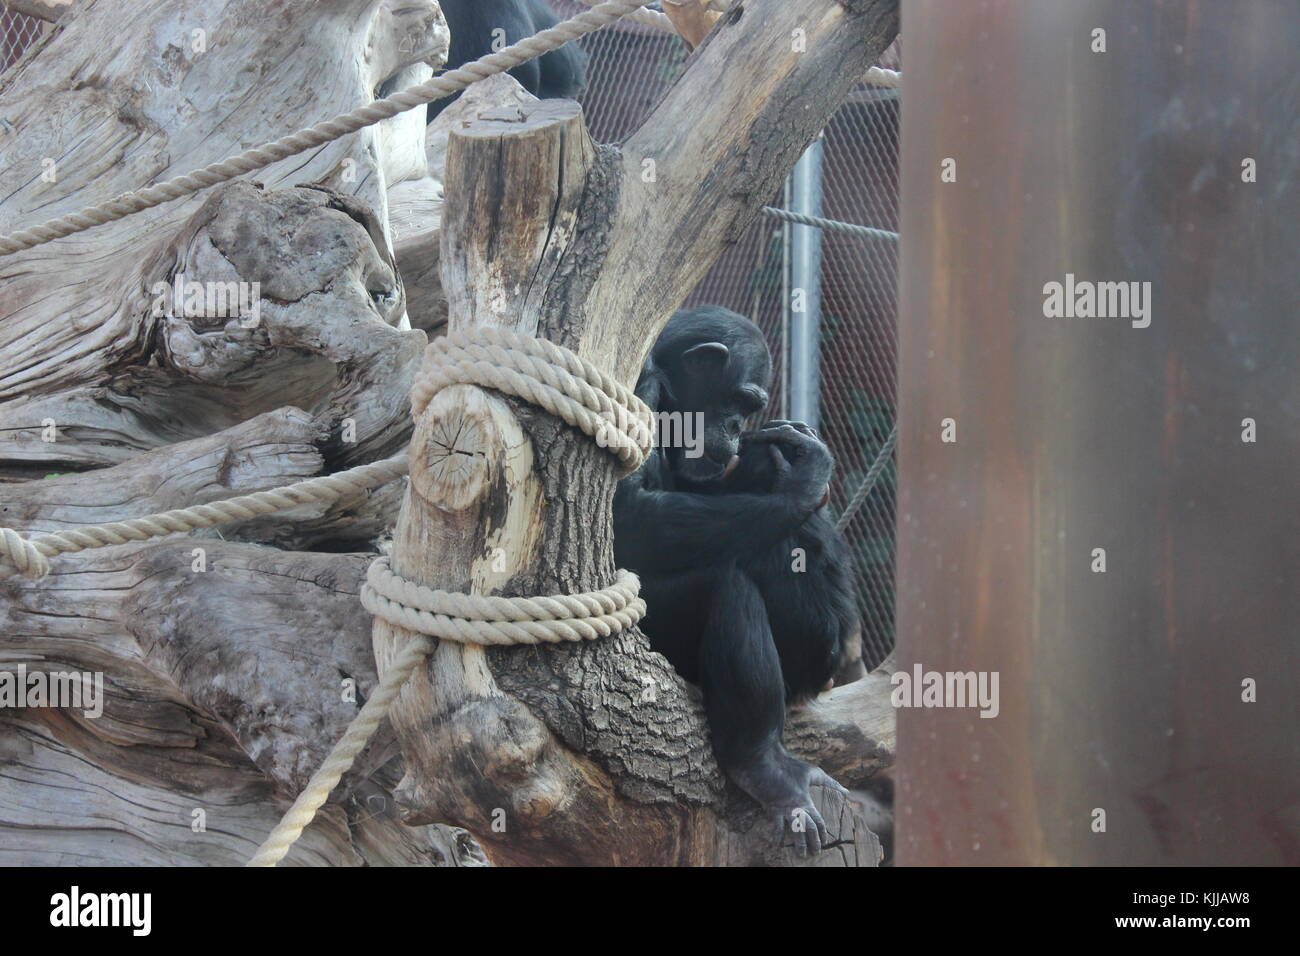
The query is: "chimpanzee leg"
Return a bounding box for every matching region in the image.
[698,566,844,854]
[697,565,787,770]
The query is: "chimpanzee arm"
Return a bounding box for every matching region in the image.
[527,0,587,98]
[613,478,810,572]
[429,1,544,120]
[613,425,832,572]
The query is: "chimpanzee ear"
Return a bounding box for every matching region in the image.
[680,341,730,375]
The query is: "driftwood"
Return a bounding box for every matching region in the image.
[0,407,405,551]
[0,0,899,867]
[0,0,462,865]
[391,73,540,338]
[0,0,445,474]
[0,537,483,865]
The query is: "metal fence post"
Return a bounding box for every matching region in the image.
[786,137,824,428]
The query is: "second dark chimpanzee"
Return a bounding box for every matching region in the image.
[613,306,860,854]
[428,1,589,121]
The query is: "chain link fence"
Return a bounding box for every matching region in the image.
[562,3,901,668]
[1,3,43,72]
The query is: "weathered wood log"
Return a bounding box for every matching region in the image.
[375,0,899,866]
[0,537,481,865]
[0,179,425,475]
[390,73,541,337]
[0,406,404,551]
[0,0,445,472]
[0,0,453,866]
[0,523,880,865]
[786,671,896,789]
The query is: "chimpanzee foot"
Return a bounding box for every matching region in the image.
[732,748,850,856]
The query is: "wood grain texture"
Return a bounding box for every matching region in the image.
[0,0,465,867]
[0,0,444,472]
[1,539,480,865]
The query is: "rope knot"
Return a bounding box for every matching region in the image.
[251,326,651,866]
[0,528,49,580]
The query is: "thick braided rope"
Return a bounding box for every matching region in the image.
[835,424,897,534]
[577,0,672,30]
[246,633,435,868]
[0,0,653,258]
[412,327,654,475]
[361,557,645,645]
[0,455,409,581]
[1,329,650,578]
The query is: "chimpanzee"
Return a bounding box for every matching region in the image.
[613,306,859,854]
[428,0,589,121]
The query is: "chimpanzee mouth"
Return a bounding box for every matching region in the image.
[678,454,741,486]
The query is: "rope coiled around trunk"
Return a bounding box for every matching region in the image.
[248,328,651,865]
[412,326,654,475]
[361,558,645,645]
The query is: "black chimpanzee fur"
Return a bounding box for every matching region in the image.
[719,427,861,701]
[428,0,589,121]
[613,305,858,854]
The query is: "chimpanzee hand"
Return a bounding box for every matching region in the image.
[731,745,850,856]
[743,421,833,514]
[758,419,821,441]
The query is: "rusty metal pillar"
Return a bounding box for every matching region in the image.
[896,0,1300,865]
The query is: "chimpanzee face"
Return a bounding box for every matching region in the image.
[665,342,770,483]
[637,307,773,485]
